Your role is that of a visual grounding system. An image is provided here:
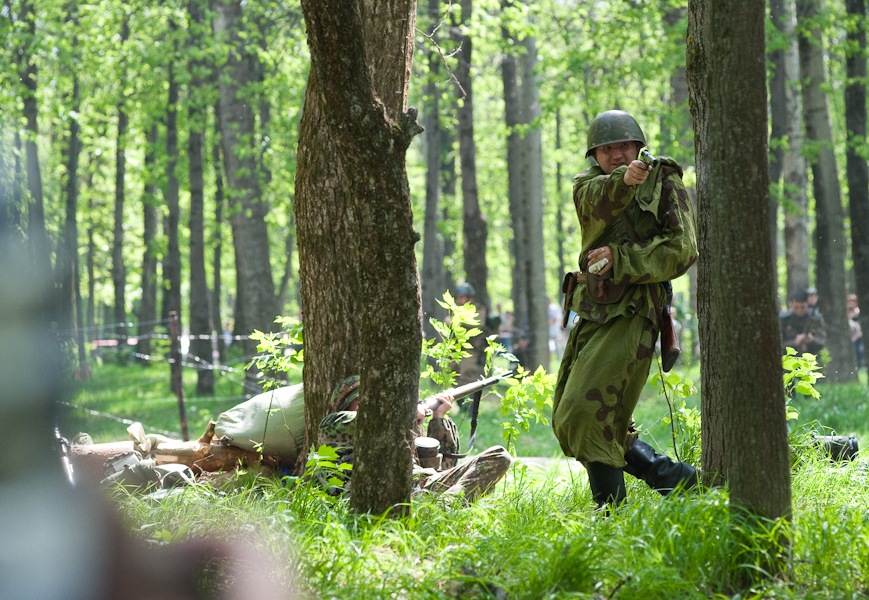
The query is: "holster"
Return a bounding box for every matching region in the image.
[561,271,580,328]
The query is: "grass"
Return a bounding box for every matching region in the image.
[64,358,869,598]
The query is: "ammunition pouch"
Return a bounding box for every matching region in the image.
[586,271,627,305]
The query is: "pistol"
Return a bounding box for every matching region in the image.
[640,148,658,169]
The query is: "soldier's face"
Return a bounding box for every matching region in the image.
[790,300,808,317]
[594,141,640,174]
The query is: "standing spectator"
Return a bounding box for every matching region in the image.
[498,307,515,354]
[548,298,566,360]
[848,294,863,370]
[780,289,826,355]
[806,287,821,319]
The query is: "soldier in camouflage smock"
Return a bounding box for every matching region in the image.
[319,375,512,502]
[553,111,699,509]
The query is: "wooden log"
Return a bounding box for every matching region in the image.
[69,439,261,484]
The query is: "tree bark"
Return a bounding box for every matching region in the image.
[772,0,810,298]
[214,0,277,393]
[845,0,869,358]
[501,18,529,356]
[299,0,422,515]
[796,0,857,382]
[421,0,447,337]
[16,0,51,275]
[138,125,160,363]
[111,16,130,342]
[187,0,215,395]
[687,0,792,525]
[455,0,491,315]
[518,32,548,371]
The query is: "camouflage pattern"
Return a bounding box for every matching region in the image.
[553,156,698,467]
[318,401,510,500]
[330,375,361,412]
[419,445,512,503]
[780,311,827,354]
[427,416,460,469]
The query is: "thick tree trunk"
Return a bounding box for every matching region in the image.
[687,0,792,525]
[215,0,277,394]
[797,0,857,382]
[188,0,215,395]
[300,0,422,515]
[845,0,869,361]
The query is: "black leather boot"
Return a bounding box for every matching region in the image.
[585,461,627,509]
[624,439,697,496]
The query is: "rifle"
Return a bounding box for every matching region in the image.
[420,370,516,450]
[55,426,75,486]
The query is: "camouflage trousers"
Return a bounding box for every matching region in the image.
[418,445,512,503]
[552,315,656,467]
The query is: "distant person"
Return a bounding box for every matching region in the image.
[452,283,499,386]
[498,307,515,353]
[806,287,821,319]
[847,294,863,370]
[780,289,826,355]
[548,298,565,359]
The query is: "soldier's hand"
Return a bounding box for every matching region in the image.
[623,159,650,187]
[430,393,454,419]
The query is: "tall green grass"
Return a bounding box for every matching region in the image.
[70,361,869,598]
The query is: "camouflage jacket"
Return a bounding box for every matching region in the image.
[317,410,461,473]
[569,157,698,327]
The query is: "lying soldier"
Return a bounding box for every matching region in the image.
[319,375,512,503]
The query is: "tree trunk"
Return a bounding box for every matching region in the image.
[300,0,422,515]
[845,0,869,359]
[188,0,215,396]
[214,0,277,394]
[687,0,792,527]
[796,0,857,382]
[138,125,160,362]
[501,22,529,356]
[455,0,491,315]
[111,16,130,342]
[773,0,810,298]
[210,102,227,362]
[58,3,88,380]
[17,0,51,275]
[518,31,548,371]
[421,0,447,337]
[164,26,182,322]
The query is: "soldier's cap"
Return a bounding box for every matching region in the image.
[789,289,809,302]
[806,287,818,295]
[330,375,361,412]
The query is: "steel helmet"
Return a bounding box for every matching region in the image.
[585,110,647,158]
[330,375,361,412]
[454,282,475,298]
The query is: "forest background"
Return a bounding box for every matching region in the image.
[1,0,867,400]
